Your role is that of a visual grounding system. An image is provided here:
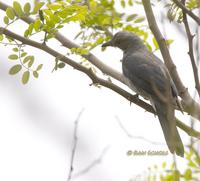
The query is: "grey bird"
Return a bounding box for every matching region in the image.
[102,31,184,157]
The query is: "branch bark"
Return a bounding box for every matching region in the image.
[1,26,199,139]
[172,0,200,26]
[181,0,200,97]
[142,0,200,121]
[1,1,200,120]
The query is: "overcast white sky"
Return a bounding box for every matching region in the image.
[0,1,199,181]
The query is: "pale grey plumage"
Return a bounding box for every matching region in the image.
[102,31,184,157]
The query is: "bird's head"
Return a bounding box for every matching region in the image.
[102,31,144,51]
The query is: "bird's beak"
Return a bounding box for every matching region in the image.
[102,40,113,47]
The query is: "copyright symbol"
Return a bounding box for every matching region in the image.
[127,150,132,156]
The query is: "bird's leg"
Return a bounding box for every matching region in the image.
[129,94,139,106]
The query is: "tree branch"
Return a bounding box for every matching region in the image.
[1,1,200,121]
[181,0,200,97]
[67,109,84,181]
[172,0,200,26]
[73,146,110,178]
[1,26,199,139]
[142,0,200,121]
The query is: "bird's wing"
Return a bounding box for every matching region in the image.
[122,53,169,99]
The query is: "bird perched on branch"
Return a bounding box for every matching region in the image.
[102,31,184,157]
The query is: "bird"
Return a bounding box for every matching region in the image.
[102,31,184,157]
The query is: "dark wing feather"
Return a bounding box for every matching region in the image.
[122,53,169,99]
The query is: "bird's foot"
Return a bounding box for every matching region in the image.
[129,94,139,106]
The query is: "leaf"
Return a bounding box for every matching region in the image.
[33,71,39,78]
[134,17,145,23]
[36,64,43,71]
[34,19,41,32]
[12,48,18,52]
[9,64,22,75]
[22,71,30,84]
[24,2,31,14]
[13,1,23,17]
[23,55,34,64]
[6,7,15,20]
[8,54,18,60]
[152,37,159,50]
[47,4,62,11]
[120,0,126,8]
[32,2,45,15]
[128,0,133,6]
[28,58,34,67]
[166,39,174,46]
[39,10,44,22]
[58,62,65,68]
[126,14,137,22]
[4,16,9,24]
[184,168,192,180]
[24,29,29,37]
[21,52,27,57]
[162,162,166,169]
[0,34,3,41]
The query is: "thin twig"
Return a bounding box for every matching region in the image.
[67,108,85,181]
[115,116,164,145]
[181,0,200,97]
[172,0,200,25]
[73,146,110,178]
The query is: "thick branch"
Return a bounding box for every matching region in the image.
[1,26,199,139]
[1,1,200,120]
[142,0,200,121]
[0,26,154,113]
[172,0,200,26]
[182,0,200,97]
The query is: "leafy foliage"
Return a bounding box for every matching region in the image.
[1,0,173,84]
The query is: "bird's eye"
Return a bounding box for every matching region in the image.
[115,39,121,45]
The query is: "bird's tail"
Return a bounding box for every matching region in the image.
[154,100,184,157]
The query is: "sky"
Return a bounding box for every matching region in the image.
[0,1,199,181]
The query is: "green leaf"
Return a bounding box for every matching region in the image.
[12,48,19,52]
[126,14,137,22]
[4,16,9,24]
[9,64,22,75]
[6,7,15,20]
[120,0,125,8]
[33,71,39,78]
[58,62,65,68]
[134,17,145,23]
[0,34,4,41]
[39,10,44,22]
[23,55,34,64]
[22,71,30,84]
[128,0,133,6]
[36,64,43,71]
[34,19,41,32]
[8,54,18,60]
[13,1,23,17]
[21,52,27,57]
[28,58,34,67]
[184,168,192,180]
[24,29,29,37]
[24,2,31,14]
[152,37,159,50]
[47,4,62,11]
[162,162,166,169]
[166,39,174,46]
[32,2,45,15]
